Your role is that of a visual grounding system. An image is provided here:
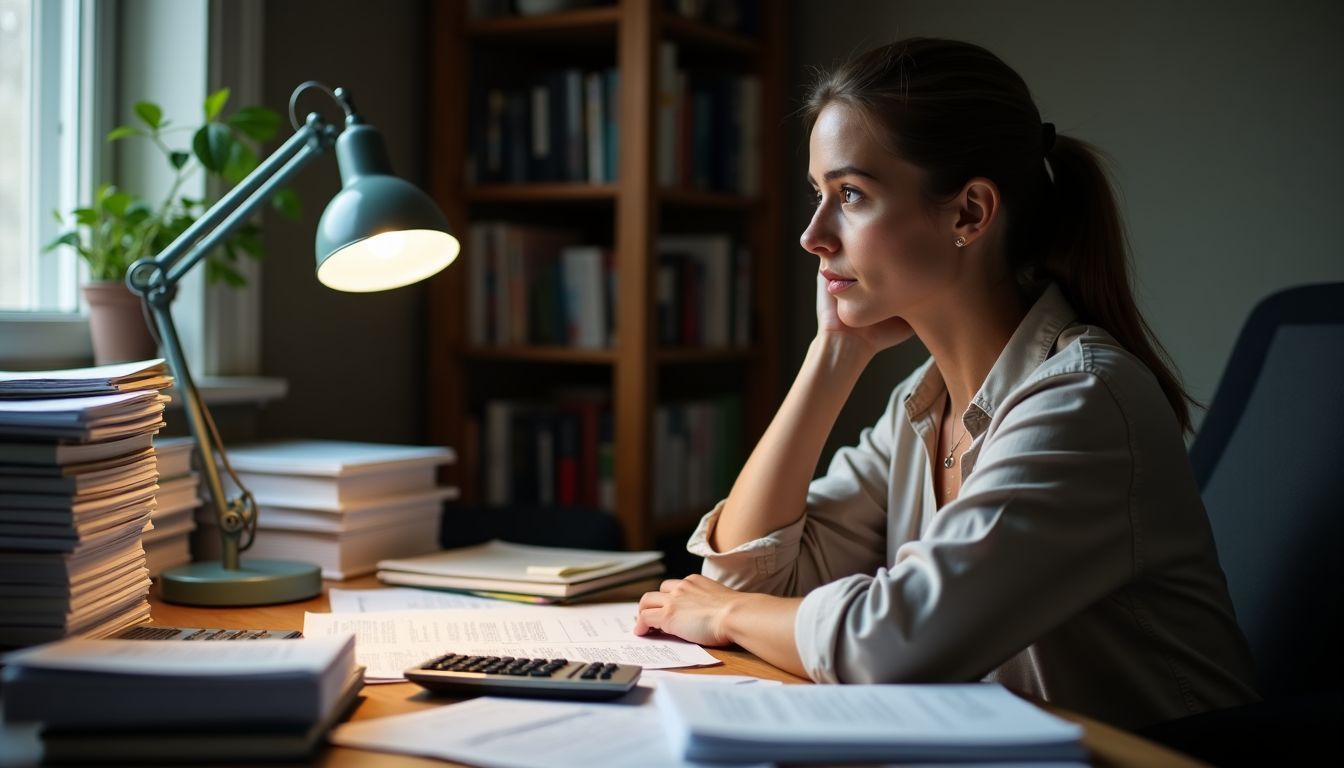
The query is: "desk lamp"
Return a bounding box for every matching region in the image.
[127,82,459,606]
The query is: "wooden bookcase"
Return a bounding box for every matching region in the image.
[426,0,784,551]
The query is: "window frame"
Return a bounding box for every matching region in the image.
[0,0,106,367]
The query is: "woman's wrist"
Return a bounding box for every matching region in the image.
[809,331,877,375]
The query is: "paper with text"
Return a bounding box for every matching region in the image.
[330,693,769,768]
[303,605,719,681]
[328,587,518,613]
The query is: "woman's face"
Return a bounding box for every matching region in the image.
[801,103,954,328]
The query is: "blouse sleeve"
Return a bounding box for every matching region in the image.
[794,369,1136,684]
[686,387,902,597]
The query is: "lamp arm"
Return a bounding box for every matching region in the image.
[126,113,338,572]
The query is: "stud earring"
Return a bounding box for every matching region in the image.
[954,236,967,248]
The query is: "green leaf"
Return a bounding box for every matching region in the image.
[271,188,302,220]
[102,191,134,216]
[74,208,98,226]
[222,141,258,185]
[134,101,162,129]
[106,125,140,142]
[170,150,191,170]
[43,231,80,252]
[226,106,281,142]
[192,123,233,173]
[204,88,231,121]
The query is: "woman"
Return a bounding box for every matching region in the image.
[634,38,1258,730]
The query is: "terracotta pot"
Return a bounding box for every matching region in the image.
[82,281,159,365]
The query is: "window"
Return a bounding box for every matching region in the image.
[0,0,103,364]
[0,0,93,315]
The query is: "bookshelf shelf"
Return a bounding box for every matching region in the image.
[656,347,757,364]
[467,6,621,40]
[660,187,758,209]
[430,0,785,550]
[464,345,617,365]
[466,183,618,204]
[660,14,761,56]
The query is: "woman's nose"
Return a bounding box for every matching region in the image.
[800,209,838,256]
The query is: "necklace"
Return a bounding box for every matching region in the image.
[943,427,968,469]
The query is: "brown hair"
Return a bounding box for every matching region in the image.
[803,38,1194,432]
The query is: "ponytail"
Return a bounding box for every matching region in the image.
[804,38,1197,433]
[1039,136,1195,433]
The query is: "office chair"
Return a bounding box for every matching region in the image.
[1140,282,1344,764]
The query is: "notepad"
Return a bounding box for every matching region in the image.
[377,540,664,599]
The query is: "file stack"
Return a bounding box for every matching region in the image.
[142,436,200,577]
[2,634,362,763]
[0,360,172,648]
[193,440,457,579]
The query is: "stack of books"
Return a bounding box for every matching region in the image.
[0,360,171,648]
[1,634,361,763]
[142,436,199,577]
[377,540,664,604]
[193,440,457,579]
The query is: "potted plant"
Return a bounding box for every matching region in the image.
[46,88,301,364]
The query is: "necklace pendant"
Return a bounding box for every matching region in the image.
[943,456,955,469]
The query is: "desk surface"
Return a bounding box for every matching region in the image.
[146,576,1204,768]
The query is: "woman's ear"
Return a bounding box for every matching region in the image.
[951,177,1001,247]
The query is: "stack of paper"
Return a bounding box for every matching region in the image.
[1,634,361,763]
[0,360,171,648]
[142,436,199,577]
[193,440,457,579]
[376,540,665,602]
[655,681,1087,763]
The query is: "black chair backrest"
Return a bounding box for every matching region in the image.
[1189,282,1344,699]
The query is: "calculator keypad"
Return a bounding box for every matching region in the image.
[405,653,641,701]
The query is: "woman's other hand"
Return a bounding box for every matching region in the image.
[634,575,738,646]
[815,271,915,354]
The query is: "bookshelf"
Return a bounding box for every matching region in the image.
[427,0,784,551]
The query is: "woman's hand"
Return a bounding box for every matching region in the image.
[634,575,739,646]
[815,271,915,354]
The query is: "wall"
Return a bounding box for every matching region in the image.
[785,0,1344,469]
[256,0,432,443]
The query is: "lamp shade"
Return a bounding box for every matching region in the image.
[315,119,459,292]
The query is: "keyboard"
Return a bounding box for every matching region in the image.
[405,653,642,701]
[110,625,302,640]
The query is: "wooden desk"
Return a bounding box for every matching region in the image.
[148,577,1205,768]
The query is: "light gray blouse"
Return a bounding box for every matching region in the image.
[688,283,1259,729]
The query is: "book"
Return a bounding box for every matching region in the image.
[220,440,455,510]
[0,432,154,467]
[1,634,358,729]
[153,435,196,479]
[655,681,1086,764]
[194,501,444,580]
[36,666,364,764]
[0,359,170,398]
[376,540,664,598]
[0,447,156,494]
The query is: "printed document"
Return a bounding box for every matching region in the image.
[330,691,769,768]
[327,587,516,613]
[303,605,719,681]
[656,681,1086,763]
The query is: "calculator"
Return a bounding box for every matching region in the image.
[405,653,642,701]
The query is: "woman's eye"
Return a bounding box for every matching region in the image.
[841,186,863,204]
[808,189,822,207]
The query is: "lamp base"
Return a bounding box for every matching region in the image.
[158,559,322,606]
